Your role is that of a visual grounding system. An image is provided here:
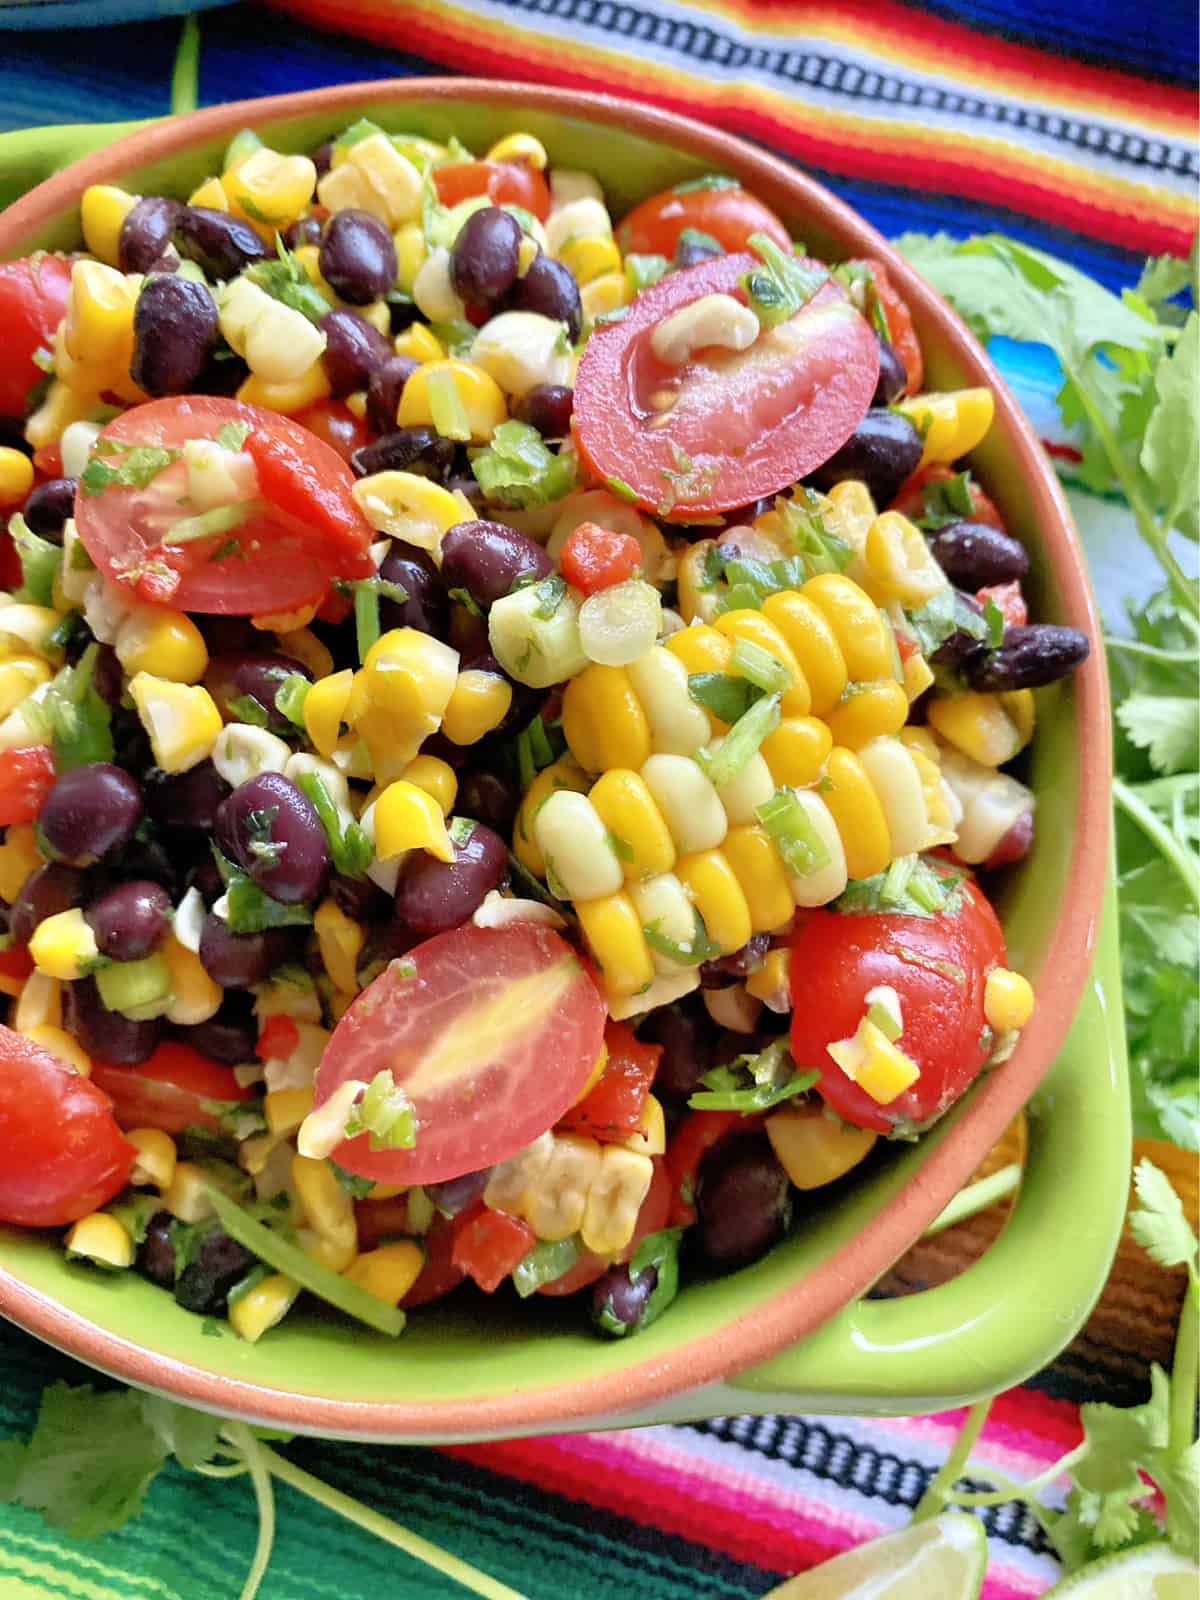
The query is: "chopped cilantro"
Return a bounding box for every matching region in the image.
[80,444,179,496]
[469,421,576,509]
[739,232,828,328]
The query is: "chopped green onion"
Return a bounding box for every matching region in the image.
[672,174,739,194]
[227,694,270,728]
[27,643,114,772]
[731,638,793,694]
[695,692,781,787]
[164,501,255,546]
[344,1069,416,1153]
[215,420,252,452]
[881,853,916,905]
[756,786,832,876]
[675,227,722,256]
[424,367,472,442]
[512,1236,580,1297]
[94,952,170,1016]
[470,421,576,509]
[80,444,179,496]
[867,997,903,1042]
[9,513,62,606]
[296,772,373,879]
[45,611,85,651]
[717,582,763,614]
[773,491,851,576]
[688,1066,818,1113]
[223,127,264,170]
[982,597,1005,647]
[273,674,310,729]
[354,580,381,661]
[604,475,640,504]
[641,908,720,968]
[447,816,475,847]
[336,116,385,150]
[527,715,555,767]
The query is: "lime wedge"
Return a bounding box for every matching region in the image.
[760,1512,987,1599]
[1043,1543,1199,1599]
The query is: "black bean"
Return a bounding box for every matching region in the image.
[174,1226,259,1315]
[636,997,710,1101]
[393,821,507,935]
[88,643,123,707]
[204,651,311,736]
[808,408,923,507]
[699,932,771,989]
[199,915,304,989]
[450,207,522,308]
[311,141,333,177]
[674,233,722,270]
[872,337,908,406]
[191,348,250,398]
[197,615,257,657]
[351,426,455,481]
[966,623,1090,691]
[507,253,582,341]
[215,772,329,905]
[85,879,171,961]
[426,1168,491,1217]
[358,915,422,982]
[176,989,259,1065]
[130,274,219,397]
[319,209,397,305]
[440,519,554,610]
[461,649,539,738]
[283,215,323,249]
[591,1262,658,1331]
[187,855,226,906]
[328,870,392,924]
[695,1132,792,1270]
[319,308,393,398]
[38,764,142,867]
[138,1212,176,1287]
[513,383,574,438]
[930,626,987,672]
[366,353,419,436]
[113,835,184,899]
[378,542,448,639]
[119,196,184,274]
[173,206,268,280]
[928,520,1029,589]
[146,760,230,838]
[456,770,519,833]
[9,862,84,946]
[22,477,77,543]
[64,976,160,1063]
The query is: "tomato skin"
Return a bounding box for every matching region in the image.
[558,523,642,596]
[558,1021,658,1142]
[537,1156,670,1296]
[978,580,1027,628]
[616,184,790,259]
[355,1193,413,1252]
[244,426,375,575]
[90,1042,253,1134]
[890,464,1006,533]
[789,871,1006,1134]
[0,255,72,419]
[451,1204,536,1292]
[295,399,370,465]
[0,746,55,825]
[0,1025,134,1226]
[852,258,923,395]
[433,161,550,221]
[665,1109,760,1226]
[573,253,879,519]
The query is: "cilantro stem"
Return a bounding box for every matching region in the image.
[223,1424,277,1600]
[1104,635,1200,665]
[921,1162,1022,1237]
[170,14,201,117]
[938,1445,1088,1508]
[911,1397,992,1522]
[1113,777,1200,905]
[253,1443,532,1600]
[1167,1270,1199,1459]
[192,1460,251,1479]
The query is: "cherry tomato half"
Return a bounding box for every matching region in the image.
[0,1024,134,1226]
[0,745,55,825]
[73,397,375,614]
[850,258,923,395]
[573,253,879,520]
[316,923,607,1185]
[616,183,790,259]
[789,868,1006,1134]
[0,254,72,419]
[90,1041,253,1135]
[558,522,642,596]
[433,160,550,221]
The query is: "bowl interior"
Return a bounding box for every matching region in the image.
[0,87,1105,1437]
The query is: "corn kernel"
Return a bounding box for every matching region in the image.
[580,1145,652,1254]
[760,715,833,789]
[485,132,548,169]
[513,755,590,877]
[1001,689,1036,749]
[265,1086,314,1138]
[161,1160,216,1223]
[984,967,1035,1032]
[827,1018,920,1105]
[237,361,331,416]
[396,359,507,444]
[0,447,34,508]
[314,899,365,995]
[0,604,65,660]
[24,1023,92,1076]
[441,668,513,746]
[80,184,138,267]
[128,1127,177,1190]
[580,272,631,324]
[223,148,317,231]
[588,768,676,879]
[303,667,355,757]
[572,1043,608,1106]
[29,908,99,982]
[800,573,894,684]
[720,825,795,934]
[292,1152,357,1252]
[188,175,229,210]
[345,1240,424,1306]
[621,1093,666,1156]
[161,930,223,1026]
[675,850,753,955]
[562,664,652,774]
[128,674,222,774]
[746,947,792,1012]
[115,608,208,684]
[229,1273,300,1342]
[372,777,455,864]
[864,512,947,606]
[62,259,137,373]
[0,822,42,904]
[575,893,655,999]
[903,651,935,702]
[0,654,52,721]
[525,1134,602,1240]
[25,380,100,451]
[822,747,893,881]
[928,690,1026,768]
[394,322,445,364]
[558,235,622,285]
[400,754,457,815]
[65,1212,133,1269]
[352,471,475,557]
[298,1226,358,1274]
[895,387,995,467]
[392,221,427,296]
[14,971,62,1034]
[766,1102,876,1188]
[823,678,909,751]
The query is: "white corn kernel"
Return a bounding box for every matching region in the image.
[703,985,763,1034]
[605,967,699,1019]
[545,197,612,255]
[59,420,105,479]
[580,1146,654,1255]
[640,754,728,855]
[629,872,698,975]
[624,647,710,755]
[650,293,760,367]
[412,246,467,324]
[484,1131,555,1215]
[524,1134,602,1240]
[317,133,422,229]
[856,738,930,857]
[296,1078,365,1160]
[469,311,571,399]
[172,886,207,954]
[549,169,604,210]
[784,792,849,907]
[713,749,775,825]
[211,722,291,788]
[534,790,624,902]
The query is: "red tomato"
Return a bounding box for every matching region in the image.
[316,924,607,1185]
[73,397,375,614]
[573,254,879,519]
[978,580,1027,628]
[558,522,642,595]
[0,524,21,591]
[295,399,369,465]
[354,1193,413,1252]
[0,946,34,983]
[256,1013,300,1062]
[402,1214,465,1307]
[666,1109,761,1226]
[850,258,923,395]
[433,161,550,221]
[0,1025,134,1226]
[0,746,55,825]
[789,868,1006,1134]
[91,1041,253,1134]
[890,464,1006,532]
[537,1156,671,1296]
[32,444,63,479]
[558,1021,659,1141]
[0,255,72,419]
[451,1204,536,1292]
[616,183,790,259]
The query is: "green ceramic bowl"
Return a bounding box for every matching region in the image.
[0,82,1126,1443]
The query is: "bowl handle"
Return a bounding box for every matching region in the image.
[727,867,1129,1413]
[0,121,153,212]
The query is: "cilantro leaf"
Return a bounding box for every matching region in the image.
[469,420,576,508]
[1141,311,1198,542]
[245,238,331,325]
[1129,1158,1199,1270]
[80,444,179,495]
[1116,694,1199,776]
[9,513,62,605]
[689,1039,818,1112]
[739,233,828,328]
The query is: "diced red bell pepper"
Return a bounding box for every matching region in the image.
[558,522,642,595]
[451,1203,537,1293]
[557,1021,659,1142]
[0,945,35,984]
[257,1012,301,1062]
[402,1214,466,1307]
[977,580,1027,629]
[0,746,55,826]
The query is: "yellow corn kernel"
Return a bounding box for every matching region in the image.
[899,725,939,764]
[928,690,1026,768]
[0,655,52,722]
[823,678,909,751]
[0,605,64,660]
[822,747,893,881]
[400,754,457,815]
[485,132,548,169]
[291,244,336,306]
[580,1145,654,1254]
[675,850,753,955]
[823,478,877,556]
[581,272,631,324]
[25,380,100,451]
[265,1086,314,1139]
[344,390,368,420]
[29,908,99,982]
[352,471,474,557]
[229,1273,300,1343]
[161,931,223,1026]
[675,543,719,626]
[714,609,811,717]
[317,133,423,230]
[746,947,791,1012]
[765,1102,876,1189]
[525,1134,602,1240]
[223,148,317,231]
[344,1240,424,1306]
[1002,689,1036,749]
[396,359,507,444]
[558,235,622,285]
[188,175,229,210]
[0,447,34,507]
[0,823,42,905]
[483,1132,553,1215]
[392,221,427,295]
[588,768,676,879]
[297,1225,357,1274]
[896,387,995,467]
[237,361,332,416]
[62,259,137,372]
[250,602,318,635]
[394,322,445,364]
[828,1018,920,1105]
[621,1094,666,1157]
[441,668,513,745]
[128,674,222,774]
[801,574,894,683]
[314,899,364,995]
[760,715,833,789]
[720,825,795,933]
[161,1160,216,1223]
[562,664,652,774]
[272,627,332,682]
[128,1127,177,1190]
[292,1153,357,1252]
[664,621,733,679]
[984,967,1035,1032]
[864,512,947,606]
[903,650,935,702]
[14,970,60,1034]
[513,756,590,877]
[575,893,655,999]
[373,778,455,862]
[358,630,460,780]
[303,667,355,758]
[65,1212,134,1269]
[80,184,138,266]
[24,1023,91,1076]
[114,608,208,684]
